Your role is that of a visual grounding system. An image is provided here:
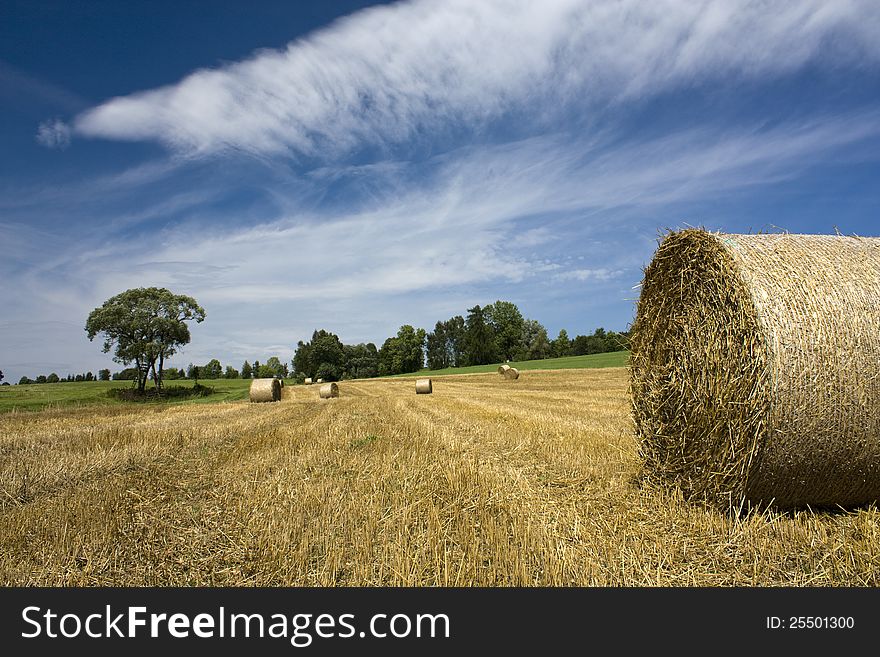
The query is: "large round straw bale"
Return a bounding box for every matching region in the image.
[249,377,281,403]
[503,367,519,380]
[415,378,433,394]
[316,378,324,384]
[498,364,511,375]
[304,377,312,385]
[319,382,339,399]
[630,229,880,509]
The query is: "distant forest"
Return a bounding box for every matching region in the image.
[15,300,628,384]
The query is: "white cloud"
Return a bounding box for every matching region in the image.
[9,0,880,383]
[555,268,621,282]
[35,118,71,149]
[15,108,878,320]
[69,0,880,157]
[5,106,879,382]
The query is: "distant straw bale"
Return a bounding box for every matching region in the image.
[630,229,880,509]
[319,382,339,399]
[304,378,312,385]
[498,364,511,375]
[415,378,433,394]
[249,378,281,403]
[503,367,519,380]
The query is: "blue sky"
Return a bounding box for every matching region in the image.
[2,0,879,383]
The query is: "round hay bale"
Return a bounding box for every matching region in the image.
[304,377,312,385]
[415,378,432,394]
[249,377,281,403]
[503,367,519,380]
[319,382,339,399]
[498,364,511,375]
[630,229,880,509]
[316,378,324,384]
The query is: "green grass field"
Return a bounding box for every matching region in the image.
[393,350,629,377]
[0,378,256,413]
[0,351,629,413]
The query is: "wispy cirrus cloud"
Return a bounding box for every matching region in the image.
[11,0,880,383]
[18,108,880,310]
[65,0,880,157]
[35,118,71,149]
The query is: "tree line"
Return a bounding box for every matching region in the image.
[290,300,628,381]
[16,370,109,385]
[10,293,627,388]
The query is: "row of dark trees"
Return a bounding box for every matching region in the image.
[293,330,382,381]
[424,302,628,370]
[290,325,440,382]
[291,300,629,381]
[11,296,626,387]
[18,369,112,385]
[14,356,295,386]
[179,356,290,381]
[110,356,291,382]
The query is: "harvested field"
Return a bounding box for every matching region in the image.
[1,368,879,586]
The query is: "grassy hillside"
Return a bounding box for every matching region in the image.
[393,350,629,377]
[0,378,256,413]
[2,368,876,586]
[0,352,629,413]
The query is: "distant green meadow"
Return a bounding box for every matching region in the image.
[0,351,629,413]
[390,350,630,377]
[0,379,254,413]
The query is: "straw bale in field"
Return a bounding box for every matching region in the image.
[498,364,511,375]
[503,367,519,380]
[249,378,281,403]
[415,378,433,394]
[630,229,880,509]
[304,377,312,385]
[319,382,339,399]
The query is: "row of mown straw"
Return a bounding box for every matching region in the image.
[630,229,880,510]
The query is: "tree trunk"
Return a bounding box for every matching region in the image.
[135,357,146,392]
[147,357,159,392]
[156,352,165,391]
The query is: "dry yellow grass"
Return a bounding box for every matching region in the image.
[1,368,878,586]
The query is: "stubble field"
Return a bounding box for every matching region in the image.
[2,367,878,586]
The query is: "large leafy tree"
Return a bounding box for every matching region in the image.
[484,300,524,362]
[465,305,498,366]
[263,356,288,378]
[445,315,467,367]
[426,321,449,370]
[378,325,426,375]
[202,358,222,379]
[551,328,572,358]
[516,318,551,361]
[85,287,205,392]
[343,343,378,379]
[293,330,346,381]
